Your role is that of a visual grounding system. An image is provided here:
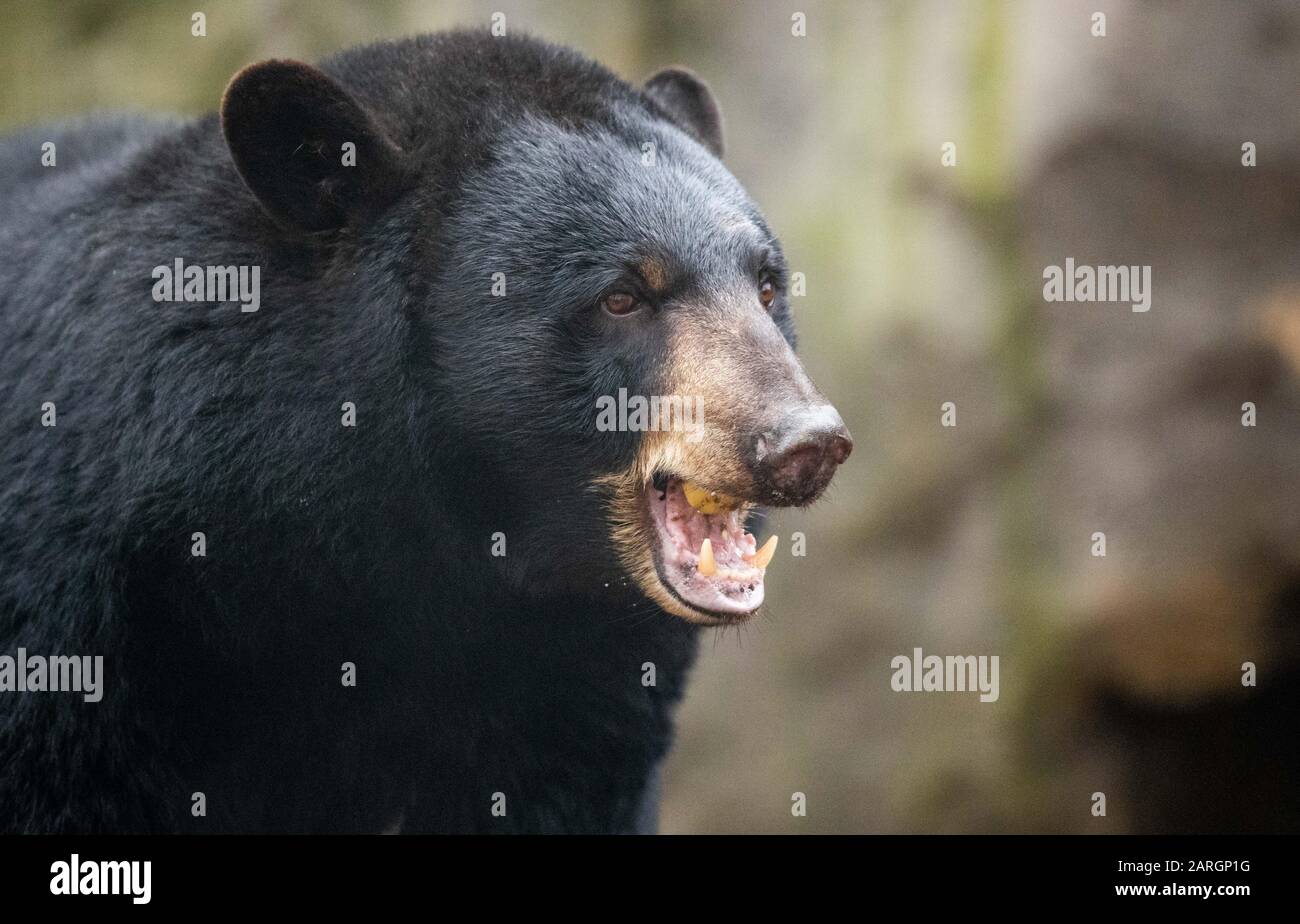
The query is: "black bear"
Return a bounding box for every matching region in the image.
[0,30,851,833]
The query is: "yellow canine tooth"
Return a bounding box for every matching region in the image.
[683,481,741,515]
[697,538,717,577]
[751,535,778,570]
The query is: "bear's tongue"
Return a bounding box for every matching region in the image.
[648,478,775,617]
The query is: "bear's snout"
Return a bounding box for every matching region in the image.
[751,404,853,506]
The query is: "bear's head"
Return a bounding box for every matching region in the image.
[219,34,851,625]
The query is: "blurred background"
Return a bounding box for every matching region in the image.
[3,0,1297,833]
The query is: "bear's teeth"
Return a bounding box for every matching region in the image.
[682,480,742,514]
[750,535,778,570]
[697,538,716,577]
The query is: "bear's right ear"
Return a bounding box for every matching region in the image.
[221,60,409,232]
[643,67,725,159]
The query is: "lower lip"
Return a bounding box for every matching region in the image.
[655,561,764,622]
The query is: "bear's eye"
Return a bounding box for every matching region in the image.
[758,278,777,309]
[602,292,641,317]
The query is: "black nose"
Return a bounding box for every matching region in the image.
[755,405,853,505]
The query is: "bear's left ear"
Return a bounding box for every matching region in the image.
[643,67,724,158]
[221,59,409,232]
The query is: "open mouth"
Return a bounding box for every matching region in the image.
[644,475,777,622]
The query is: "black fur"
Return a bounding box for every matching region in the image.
[0,30,792,833]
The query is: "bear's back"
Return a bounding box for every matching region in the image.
[0,115,178,210]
